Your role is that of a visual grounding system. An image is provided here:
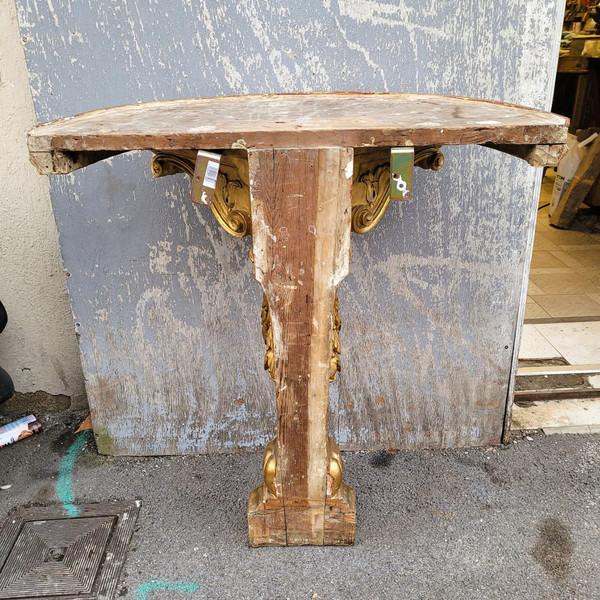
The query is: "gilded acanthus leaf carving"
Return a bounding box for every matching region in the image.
[327,437,344,497]
[350,146,444,234]
[151,146,443,237]
[150,149,252,238]
[261,293,274,379]
[261,291,342,383]
[262,438,277,497]
[351,164,391,234]
[330,293,342,382]
[262,435,344,499]
[414,146,445,171]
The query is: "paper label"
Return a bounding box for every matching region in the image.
[192,150,222,205]
[390,147,414,201]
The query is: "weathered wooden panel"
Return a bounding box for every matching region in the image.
[15,0,563,454]
[247,147,355,546]
[27,93,567,160]
[333,145,539,450]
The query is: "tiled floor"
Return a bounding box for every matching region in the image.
[519,321,600,388]
[511,398,600,434]
[515,172,600,431]
[520,171,600,368]
[524,172,600,320]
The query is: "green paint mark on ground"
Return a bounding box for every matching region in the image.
[56,429,91,517]
[136,581,201,600]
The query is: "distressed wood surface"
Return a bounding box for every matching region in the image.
[484,143,568,167]
[15,0,565,456]
[27,93,567,174]
[247,147,355,546]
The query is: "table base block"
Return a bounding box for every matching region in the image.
[248,483,356,547]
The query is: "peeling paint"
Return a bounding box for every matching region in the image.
[344,159,354,179]
[148,240,173,274]
[15,0,563,454]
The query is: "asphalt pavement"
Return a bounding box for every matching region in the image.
[1,395,599,600]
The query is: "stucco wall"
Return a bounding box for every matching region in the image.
[0,0,85,406]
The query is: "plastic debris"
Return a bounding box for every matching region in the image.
[0,415,42,449]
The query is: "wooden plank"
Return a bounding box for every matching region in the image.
[557,56,589,73]
[586,174,600,207]
[483,143,568,167]
[516,364,600,376]
[28,150,124,175]
[27,93,568,174]
[514,389,600,402]
[247,147,355,546]
[550,135,600,228]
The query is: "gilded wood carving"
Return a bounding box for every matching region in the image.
[151,149,252,237]
[150,146,444,385]
[262,291,341,383]
[151,146,443,239]
[150,146,444,542]
[261,435,343,499]
[351,146,444,234]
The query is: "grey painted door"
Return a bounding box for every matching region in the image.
[15,0,562,454]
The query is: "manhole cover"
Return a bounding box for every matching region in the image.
[0,501,140,599]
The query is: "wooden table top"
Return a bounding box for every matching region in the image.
[28,93,568,162]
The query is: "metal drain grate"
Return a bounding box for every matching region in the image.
[0,501,140,599]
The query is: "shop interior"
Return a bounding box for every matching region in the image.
[515,0,600,432]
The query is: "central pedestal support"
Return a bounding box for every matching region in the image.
[247,147,356,546]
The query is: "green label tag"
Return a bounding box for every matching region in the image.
[390,147,414,201]
[191,150,222,205]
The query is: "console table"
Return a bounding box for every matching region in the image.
[27,93,568,546]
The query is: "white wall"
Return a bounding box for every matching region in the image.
[0,0,85,406]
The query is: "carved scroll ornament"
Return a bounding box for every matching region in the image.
[261,435,344,499]
[150,146,443,383]
[261,291,341,384]
[150,145,443,238]
[151,149,252,238]
[351,146,444,234]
